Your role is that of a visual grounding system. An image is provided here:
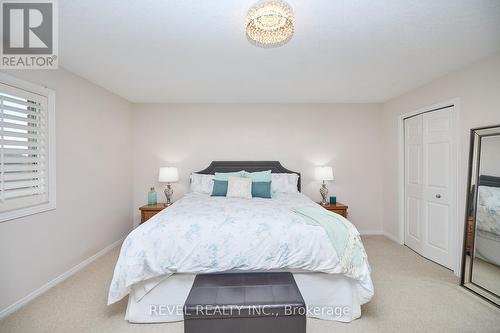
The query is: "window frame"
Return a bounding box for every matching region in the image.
[0,73,56,222]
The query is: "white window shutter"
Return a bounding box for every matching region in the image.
[0,82,50,213]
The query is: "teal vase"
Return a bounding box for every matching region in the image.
[148,187,157,205]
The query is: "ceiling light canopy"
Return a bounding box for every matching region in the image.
[246,1,295,48]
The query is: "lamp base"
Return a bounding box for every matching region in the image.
[320,182,329,206]
[164,184,173,206]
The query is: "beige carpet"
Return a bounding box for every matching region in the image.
[1,236,499,333]
[472,258,500,296]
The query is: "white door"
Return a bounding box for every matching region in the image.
[404,106,456,269]
[404,115,423,253]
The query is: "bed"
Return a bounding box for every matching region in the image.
[108,161,374,323]
[475,175,500,266]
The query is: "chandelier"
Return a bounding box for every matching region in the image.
[246,1,295,48]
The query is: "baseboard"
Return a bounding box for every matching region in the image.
[383,231,401,244]
[359,230,384,235]
[0,238,123,320]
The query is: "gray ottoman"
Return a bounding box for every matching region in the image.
[184,272,306,333]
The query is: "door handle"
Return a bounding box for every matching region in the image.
[435,194,441,198]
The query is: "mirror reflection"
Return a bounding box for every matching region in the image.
[462,126,500,305]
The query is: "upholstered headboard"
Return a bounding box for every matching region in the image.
[196,161,301,192]
[479,175,500,188]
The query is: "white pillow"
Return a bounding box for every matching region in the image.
[190,173,214,194]
[271,173,299,194]
[226,176,252,199]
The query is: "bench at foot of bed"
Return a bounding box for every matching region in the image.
[183,272,306,333]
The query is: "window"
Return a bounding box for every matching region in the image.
[0,75,55,222]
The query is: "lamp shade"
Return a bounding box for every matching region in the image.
[158,167,179,183]
[315,166,334,181]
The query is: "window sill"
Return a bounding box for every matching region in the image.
[0,202,56,223]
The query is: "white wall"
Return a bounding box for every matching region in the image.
[0,68,133,314]
[132,103,385,234]
[381,53,500,245]
[480,136,500,177]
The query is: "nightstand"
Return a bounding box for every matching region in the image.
[320,202,348,218]
[466,217,475,254]
[139,203,167,224]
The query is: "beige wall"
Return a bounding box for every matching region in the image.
[381,53,500,245]
[0,69,133,313]
[480,136,500,177]
[132,103,385,234]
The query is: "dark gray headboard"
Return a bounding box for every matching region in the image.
[479,175,500,188]
[196,161,301,192]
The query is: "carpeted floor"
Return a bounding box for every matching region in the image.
[1,236,499,333]
[472,258,500,296]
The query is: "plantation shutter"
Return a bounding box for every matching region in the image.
[0,82,49,213]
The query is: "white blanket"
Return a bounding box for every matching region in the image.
[108,192,374,305]
[477,186,500,236]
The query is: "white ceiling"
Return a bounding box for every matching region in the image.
[59,0,500,103]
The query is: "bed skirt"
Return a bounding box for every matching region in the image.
[125,272,365,323]
[476,230,500,266]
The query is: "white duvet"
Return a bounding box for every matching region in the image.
[108,192,374,305]
[477,186,500,236]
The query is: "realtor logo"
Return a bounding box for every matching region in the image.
[1,0,58,69]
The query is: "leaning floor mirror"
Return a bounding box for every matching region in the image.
[461,125,500,306]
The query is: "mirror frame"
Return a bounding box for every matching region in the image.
[460,124,500,307]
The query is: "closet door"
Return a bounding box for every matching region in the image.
[404,107,455,270]
[421,107,455,269]
[404,115,424,253]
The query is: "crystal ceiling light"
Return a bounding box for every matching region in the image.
[246,1,295,48]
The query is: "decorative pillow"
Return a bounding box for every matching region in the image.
[226,176,252,199]
[271,173,299,194]
[252,181,272,198]
[214,171,245,181]
[211,180,228,196]
[190,173,214,194]
[244,170,272,182]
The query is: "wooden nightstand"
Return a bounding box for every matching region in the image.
[466,216,475,254]
[320,202,348,217]
[139,203,167,224]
